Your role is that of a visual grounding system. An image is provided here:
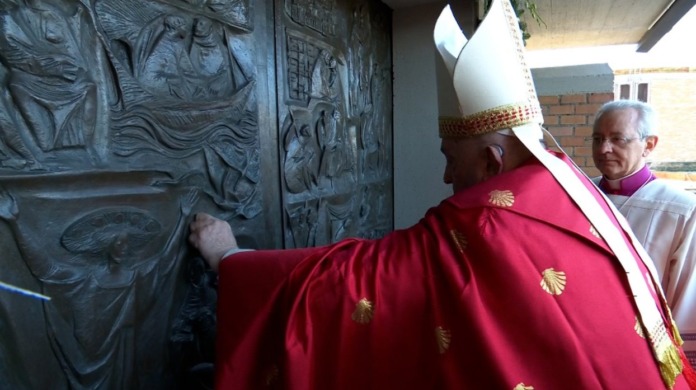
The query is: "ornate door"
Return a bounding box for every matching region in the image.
[0,0,392,388]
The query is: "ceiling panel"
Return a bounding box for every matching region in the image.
[524,0,672,49]
[382,0,695,52]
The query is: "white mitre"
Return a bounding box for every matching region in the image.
[433,0,543,139]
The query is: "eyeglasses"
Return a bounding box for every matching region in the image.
[585,135,644,147]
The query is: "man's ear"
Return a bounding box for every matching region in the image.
[643,135,658,157]
[484,144,505,178]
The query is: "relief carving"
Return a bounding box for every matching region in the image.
[311,49,341,101]
[286,199,320,247]
[0,0,392,387]
[326,194,354,242]
[0,179,199,388]
[95,0,261,218]
[280,0,391,247]
[0,0,261,387]
[357,181,390,239]
[283,109,320,194]
[155,0,252,32]
[285,0,337,37]
[348,1,372,114]
[316,108,353,189]
[358,70,390,181]
[0,0,106,168]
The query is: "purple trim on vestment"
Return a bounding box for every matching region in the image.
[599,164,656,196]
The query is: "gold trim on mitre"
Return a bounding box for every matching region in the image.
[434,0,543,139]
[439,102,542,138]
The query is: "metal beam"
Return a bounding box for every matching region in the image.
[637,0,696,52]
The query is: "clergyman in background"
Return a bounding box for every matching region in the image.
[591,99,696,365]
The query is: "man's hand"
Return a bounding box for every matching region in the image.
[188,213,238,271]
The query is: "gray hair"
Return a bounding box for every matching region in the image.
[593,99,658,138]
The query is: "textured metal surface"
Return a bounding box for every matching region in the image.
[0,0,393,388]
[277,0,393,247]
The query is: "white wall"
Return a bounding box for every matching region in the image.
[392,2,451,229]
[531,64,614,95]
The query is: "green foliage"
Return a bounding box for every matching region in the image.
[484,0,546,45]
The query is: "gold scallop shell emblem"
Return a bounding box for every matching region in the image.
[351,298,374,324]
[540,268,566,295]
[589,225,600,238]
[450,230,468,253]
[489,190,515,207]
[514,383,534,390]
[435,326,451,354]
[635,317,646,339]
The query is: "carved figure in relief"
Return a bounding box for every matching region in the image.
[357,184,390,239]
[370,65,390,176]
[317,109,351,188]
[0,187,198,388]
[206,0,245,16]
[180,0,250,29]
[354,63,391,178]
[0,99,36,169]
[349,2,373,113]
[327,198,353,242]
[136,14,193,99]
[359,110,379,175]
[286,124,318,193]
[0,0,97,153]
[189,18,229,96]
[310,49,340,100]
[287,0,336,36]
[287,201,319,247]
[284,111,320,194]
[132,12,243,101]
[358,186,371,226]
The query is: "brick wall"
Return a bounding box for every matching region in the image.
[535,67,695,187]
[539,92,614,177]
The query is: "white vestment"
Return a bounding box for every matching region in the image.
[595,177,696,363]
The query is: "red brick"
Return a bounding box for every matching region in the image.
[543,115,559,125]
[560,137,587,147]
[548,105,575,115]
[574,125,594,136]
[560,115,588,125]
[548,126,574,136]
[588,93,614,103]
[561,94,587,104]
[575,103,603,115]
[574,146,593,156]
[538,95,560,105]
